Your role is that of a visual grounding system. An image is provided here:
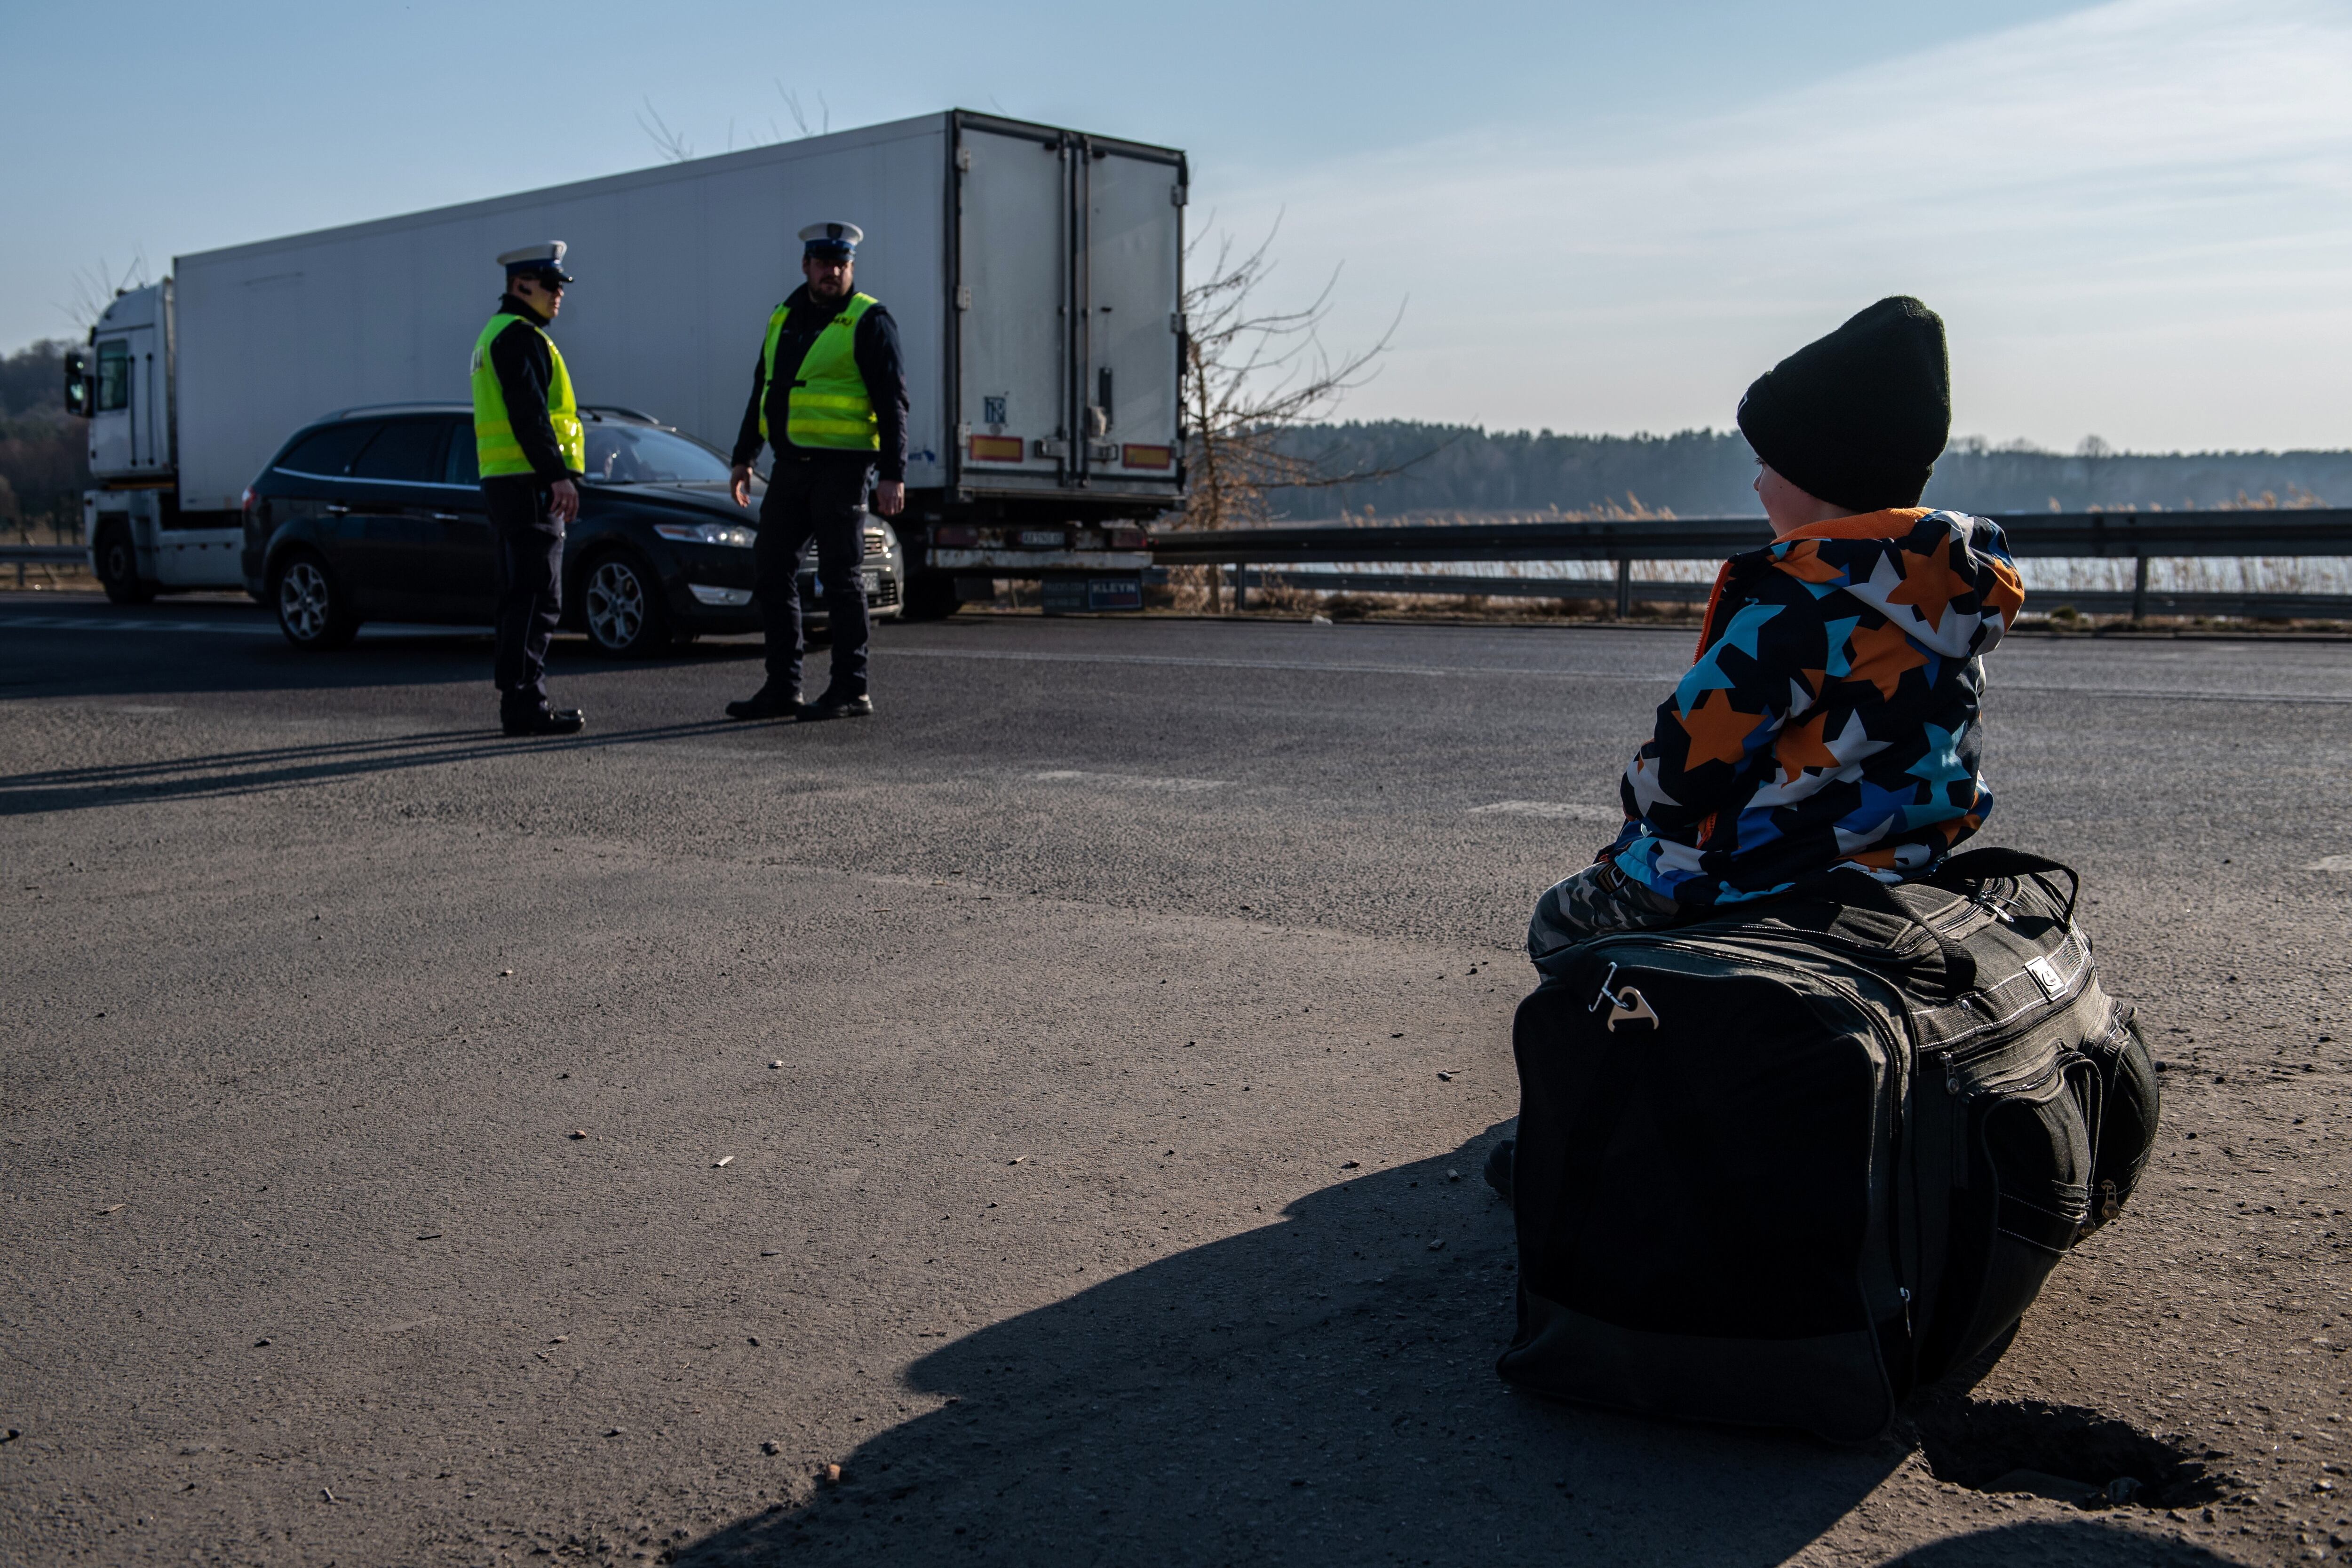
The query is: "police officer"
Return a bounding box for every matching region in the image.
[724,221,909,722]
[471,242,587,737]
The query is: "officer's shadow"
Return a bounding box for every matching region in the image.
[671,1132,2218,1568]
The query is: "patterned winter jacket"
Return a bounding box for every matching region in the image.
[1609,507,2026,908]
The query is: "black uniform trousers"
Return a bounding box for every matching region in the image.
[482,476,566,715]
[753,455,871,699]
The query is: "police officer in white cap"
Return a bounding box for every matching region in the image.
[723,220,909,722]
[469,242,586,736]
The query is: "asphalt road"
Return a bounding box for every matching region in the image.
[2,591,2347,1568]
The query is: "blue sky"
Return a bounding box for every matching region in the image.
[6,0,2348,450]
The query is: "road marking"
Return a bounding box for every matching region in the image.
[2306,855,2352,872]
[0,614,483,640]
[1029,769,1228,792]
[0,613,279,636]
[882,645,1682,684]
[1469,800,1622,821]
[5,615,2346,705]
[879,646,2352,705]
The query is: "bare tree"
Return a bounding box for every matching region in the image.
[1176,219,1407,533]
[637,98,695,163]
[60,253,152,333]
[641,83,829,165]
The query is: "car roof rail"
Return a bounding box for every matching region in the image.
[322,400,472,420]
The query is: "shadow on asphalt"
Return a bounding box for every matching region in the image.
[0,718,753,815]
[676,1134,1934,1568]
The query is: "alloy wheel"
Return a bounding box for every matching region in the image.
[279,561,332,641]
[585,559,646,651]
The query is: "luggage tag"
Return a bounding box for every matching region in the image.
[1588,961,1661,1033]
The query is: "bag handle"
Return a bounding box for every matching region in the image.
[1929,847,2082,927]
[1830,869,1979,996]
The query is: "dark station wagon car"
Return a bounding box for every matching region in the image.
[239,403,903,653]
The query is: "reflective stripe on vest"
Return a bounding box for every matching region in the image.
[758,293,880,452]
[470,313,585,478]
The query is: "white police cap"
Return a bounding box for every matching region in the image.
[497,242,573,282]
[798,222,863,256]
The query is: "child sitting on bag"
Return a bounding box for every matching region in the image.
[1528,296,2027,962]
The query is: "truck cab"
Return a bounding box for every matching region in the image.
[66,280,247,603]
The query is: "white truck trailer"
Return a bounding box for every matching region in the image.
[64,110,1185,618]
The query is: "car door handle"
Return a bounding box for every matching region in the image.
[324,504,350,515]
[430,512,462,521]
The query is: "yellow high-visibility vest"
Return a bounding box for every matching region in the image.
[758,293,880,451]
[470,313,584,477]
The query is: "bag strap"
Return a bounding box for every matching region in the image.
[1929,847,2082,927]
[1829,869,1979,997]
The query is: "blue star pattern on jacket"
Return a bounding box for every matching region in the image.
[1605,509,2026,908]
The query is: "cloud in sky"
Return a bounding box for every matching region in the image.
[4,0,2341,451]
[1226,0,2352,450]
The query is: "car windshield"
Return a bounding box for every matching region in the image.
[580,423,733,485]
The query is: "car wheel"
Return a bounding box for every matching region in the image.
[898,571,961,621]
[581,552,669,657]
[272,550,360,650]
[93,523,156,605]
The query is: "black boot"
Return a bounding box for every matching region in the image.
[797,691,873,722]
[726,684,803,721]
[502,706,586,737]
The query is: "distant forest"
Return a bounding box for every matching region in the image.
[6,333,2350,531]
[0,339,84,534]
[1261,422,2352,520]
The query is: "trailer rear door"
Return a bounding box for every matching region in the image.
[952,114,1184,507]
[955,121,1070,485]
[1077,143,1184,495]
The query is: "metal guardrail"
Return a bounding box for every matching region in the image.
[1152,510,2352,620]
[1195,568,2352,624]
[1,544,87,589]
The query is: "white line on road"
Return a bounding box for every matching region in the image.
[0,614,483,640]
[877,646,2352,705]
[880,645,1682,684]
[1030,769,1229,792]
[1468,801,1623,821]
[0,614,279,636]
[6,616,2346,705]
[2306,855,2352,872]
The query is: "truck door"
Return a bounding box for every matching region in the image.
[86,334,140,475]
[1077,143,1185,498]
[954,121,1073,488]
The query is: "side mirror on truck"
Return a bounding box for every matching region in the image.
[63,349,91,418]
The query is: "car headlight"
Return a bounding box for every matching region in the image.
[653,521,755,548]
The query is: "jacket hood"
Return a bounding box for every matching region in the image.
[1762,507,2024,659]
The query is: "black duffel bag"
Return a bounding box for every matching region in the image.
[1495,849,2159,1442]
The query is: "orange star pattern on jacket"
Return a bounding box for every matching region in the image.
[1607,508,2025,908]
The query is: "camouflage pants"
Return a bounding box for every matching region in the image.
[1526,861,1682,965]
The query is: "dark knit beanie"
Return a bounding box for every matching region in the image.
[1736,296,1950,513]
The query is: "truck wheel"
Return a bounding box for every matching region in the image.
[898,571,961,621]
[580,552,670,657]
[94,523,155,605]
[272,550,360,650]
